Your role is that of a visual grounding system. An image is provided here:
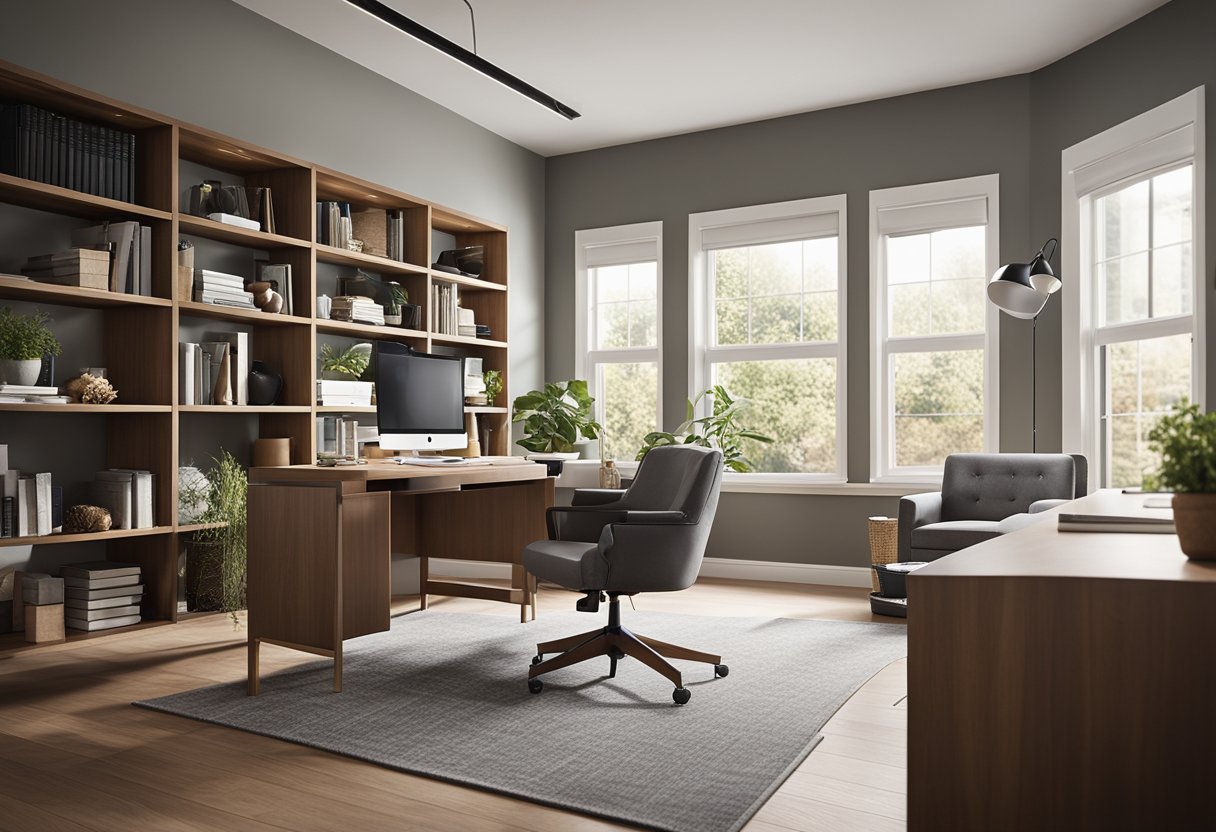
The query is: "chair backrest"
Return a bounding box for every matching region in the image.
[941,453,1076,522]
[605,445,724,592]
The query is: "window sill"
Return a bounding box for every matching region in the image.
[554,460,936,496]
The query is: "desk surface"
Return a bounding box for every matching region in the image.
[911,490,1216,583]
[250,459,550,487]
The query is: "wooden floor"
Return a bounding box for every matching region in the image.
[0,579,907,832]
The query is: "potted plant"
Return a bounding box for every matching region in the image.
[0,307,61,386]
[184,451,248,622]
[636,385,774,472]
[320,342,371,380]
[483,369,503,407]
[512,379,601,459]
[383,282,407,327]
[1146,399,1216,559]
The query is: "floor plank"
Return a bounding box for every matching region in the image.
[0,578,908,832]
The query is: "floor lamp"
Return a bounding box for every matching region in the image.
[986,238,1060,452]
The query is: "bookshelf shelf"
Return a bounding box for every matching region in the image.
[0,58,514,653]
[0,173,172,222]
[0,619,173,653]
[316,244,428,277]
[176,522,226,533]
[0,275,172,309]
[316,319,427,341]
[431,332,508,349]
[0,404,172,413]
[0,525,173,548]
[177,405,312,414]
[178,213,310,250]
[176,301,310,327]
[429,270,506,292]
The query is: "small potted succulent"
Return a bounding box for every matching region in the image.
[1146,399,1216,559]
[383,282,407,327]
[0,307,61,386]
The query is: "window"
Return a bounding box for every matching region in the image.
[870,175,1000,481]
[689,196,847,479]
[1062,89,1205,488]
[575,222,662,462]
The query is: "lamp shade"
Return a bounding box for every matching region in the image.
[987,261,1049,319]
[1028,252,1061,295]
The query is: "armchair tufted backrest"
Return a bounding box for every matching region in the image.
[941,453,1076,522]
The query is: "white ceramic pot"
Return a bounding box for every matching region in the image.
[384,312,403,326]
[0,359,42,386]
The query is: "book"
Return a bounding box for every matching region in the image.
[62,574,141,590]
[209,331,249,406]
[66,594,143,611]
[50,483,62,533]
[1058,511,1176,534]
[179,342,197,405]
[65,614,141,632]
[1,469,16,538]
[59,561,141,580]
[71,221,137,293]
[92,476,131,530]
[206,212,260,231]
[67,604,141,622]
[65,583,144,600]
[102,470,152,528]
[0,384,59,396]
[200,342,231,405]
[259,263,293,315]
[16,476,35,536]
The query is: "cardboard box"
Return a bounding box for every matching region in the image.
[24,602,65,643]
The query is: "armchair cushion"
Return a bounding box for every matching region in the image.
[911,520,1003,552]
[522,540,606,592]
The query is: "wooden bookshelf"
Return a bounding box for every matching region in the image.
[0,59,517,652]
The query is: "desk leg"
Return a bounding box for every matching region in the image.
[513,564,528,623]
[247,638,261,696]
[419,556,429,610]
[334,644,343,693]
[530,572,537,621]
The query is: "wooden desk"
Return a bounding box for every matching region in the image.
[246,460,553,694]
[907,490,1216,831]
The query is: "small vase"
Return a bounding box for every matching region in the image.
[1172,493,1216,560]
[385,312,403,327]
[0,359,42,386]
[247,361,283,406]
[400,303,420,330]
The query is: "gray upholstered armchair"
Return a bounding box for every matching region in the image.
[522,444,726,705]
[898,453,1087,562]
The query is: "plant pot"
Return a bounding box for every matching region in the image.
[1172,493,1216,559]
[400,303,420,330]
[0,358,42,386]
[384,312,402,327]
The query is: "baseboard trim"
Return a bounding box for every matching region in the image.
[698,557,872,588]
[404,556,871,589]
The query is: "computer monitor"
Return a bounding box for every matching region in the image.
[374,342,467,452]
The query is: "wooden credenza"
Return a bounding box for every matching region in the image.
[908,490,1216,831]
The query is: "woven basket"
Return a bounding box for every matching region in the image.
[867,516,899,593]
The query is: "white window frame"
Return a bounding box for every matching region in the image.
[1061,87,1206,487]
[688,195,848,484]
[574,221,663,464]
[869,174,1001,483]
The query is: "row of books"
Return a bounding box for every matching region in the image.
[316,202,409,262]
[0,103,136,203]
[179,332,249,406]
[0,384,68,405]
[60,562,143,632]
[431,281,462,336]
[93,469,157,530]
[317,416,361,457]
[19,221,153,296]
[194,268,254,309]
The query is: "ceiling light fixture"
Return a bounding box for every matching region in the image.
[342,0,581,120]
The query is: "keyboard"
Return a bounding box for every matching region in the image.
[393,457,475,467]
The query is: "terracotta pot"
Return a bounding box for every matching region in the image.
[1172,493,1216,560]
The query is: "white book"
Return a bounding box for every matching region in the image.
[139,225,152,297]
[68,604,142,622]
[196,291,255,308]
[209,331,249,406]
[0,444,6,473]
[0,384,58,395]
[34,471,51,536]
[107,469,152,529]
[179,342,196,405]
[66,594,143,610]
[200,342,231,405]
[65,613,141,632]
[92,476,132,530]
[16,476,35,536]
[206,213,260,231]
[65,583,144,600]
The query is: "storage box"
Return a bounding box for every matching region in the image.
[24,602,65,643]
[22,573,64,605]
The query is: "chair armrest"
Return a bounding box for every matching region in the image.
[898,492,942,562]
[572,488,628,507]
[622,510,689,525]
[1029,498,1071,514]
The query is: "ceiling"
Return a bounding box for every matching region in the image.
[233,0,1171,157]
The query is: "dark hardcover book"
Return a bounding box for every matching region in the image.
[20,104,33,179]
[316,202,324,246]
[0,103,16,177]
[36,353,53,387]
[99,124,110,199]
[127,133,135,203]
[59,561,142,580]
[87,122,99,195]
[51,485,62,532]
[1,495,11,538]
[31,105,43,183]
[68,118,80,191]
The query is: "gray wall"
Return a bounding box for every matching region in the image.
[0,0,545,575]
[544,0,1213,567]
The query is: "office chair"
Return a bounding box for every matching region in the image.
[522,444,726,705]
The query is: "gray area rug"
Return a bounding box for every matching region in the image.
[137,610,906,832]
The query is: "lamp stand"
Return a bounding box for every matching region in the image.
[1032,316,1037,454]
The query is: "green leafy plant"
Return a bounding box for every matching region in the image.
[0,307,62,361]
[193,450,248,625]
[636,385,774,473]
[512,379,601,454]
[320,343,371,380]
[385,282,408,314]
[483,369,503,404]
[1145,399,1216,493]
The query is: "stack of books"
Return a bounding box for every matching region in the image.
[0,102,136,202]
[193,269,255,309]
[60,562,143,631]
[56,221,152,296]
[91,468,155,530]
[20,247,111,290]
[179,334,249,406]
[331,295,385,325]
[457,307,477,338]
[0,384,69,405]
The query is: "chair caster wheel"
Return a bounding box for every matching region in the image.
[714,664,729,678]
[532,654,543,666]
[673,687,691,705]
[528,678,543,694]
